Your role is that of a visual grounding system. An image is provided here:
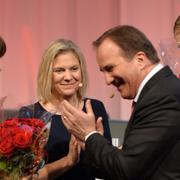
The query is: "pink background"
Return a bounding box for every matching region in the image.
[0,0,179,120]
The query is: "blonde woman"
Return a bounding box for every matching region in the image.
[19,39,111,180]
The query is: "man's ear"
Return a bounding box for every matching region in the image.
[134,51,147,70]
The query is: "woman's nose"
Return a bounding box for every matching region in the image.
[63,70,72,80]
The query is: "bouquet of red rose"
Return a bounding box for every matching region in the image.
[0,117,50,180]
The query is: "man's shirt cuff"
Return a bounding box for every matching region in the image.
[85,131,98,141]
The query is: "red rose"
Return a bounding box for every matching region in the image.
[0,136,14,156]
[29,118,45,128]
[3,118,19,127]
[0,117,50,178]
[19,118,30,125]
[36,120,45,128]
[13,126,33,148]
[0,126,11,139]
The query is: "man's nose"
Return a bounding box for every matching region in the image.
[104,73,113,85]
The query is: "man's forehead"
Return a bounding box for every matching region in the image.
[98,38,117,50]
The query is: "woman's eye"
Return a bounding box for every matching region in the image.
[53,68,64,73]
[71,67,79,71]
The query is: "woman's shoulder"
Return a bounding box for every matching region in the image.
[18,102,44,118]
[20,102,40,110]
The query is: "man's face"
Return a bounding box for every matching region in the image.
[95,38,141,99]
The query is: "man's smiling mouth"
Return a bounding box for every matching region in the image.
[112,78,125,88]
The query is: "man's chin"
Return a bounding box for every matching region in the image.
[120,92,133,100]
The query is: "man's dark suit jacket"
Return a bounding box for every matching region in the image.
[84,66,180,180]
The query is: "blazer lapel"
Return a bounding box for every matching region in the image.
[123,66,174,144]
[138,66,173,105]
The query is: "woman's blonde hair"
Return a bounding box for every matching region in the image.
[37,39,88,102]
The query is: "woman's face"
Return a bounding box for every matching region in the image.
[52,51,82,98]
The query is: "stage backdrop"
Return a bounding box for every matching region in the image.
[0,0,179,121]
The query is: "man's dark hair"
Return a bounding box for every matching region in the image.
[93,25,160,63]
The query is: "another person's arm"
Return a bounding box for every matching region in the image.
[61,93,180,179]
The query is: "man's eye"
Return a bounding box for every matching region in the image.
[105,66,114,72]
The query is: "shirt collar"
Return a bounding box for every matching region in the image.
[134,63,164,102]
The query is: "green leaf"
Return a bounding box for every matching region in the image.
[0,161,7,170]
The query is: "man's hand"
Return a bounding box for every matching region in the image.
[61,99,96,141]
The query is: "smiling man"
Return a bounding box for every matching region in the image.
[62,25,180,180]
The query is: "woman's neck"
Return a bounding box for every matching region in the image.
[40,94,82,115]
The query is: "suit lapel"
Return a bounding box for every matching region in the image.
[123,66,174,144]
[137,66,173,105]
